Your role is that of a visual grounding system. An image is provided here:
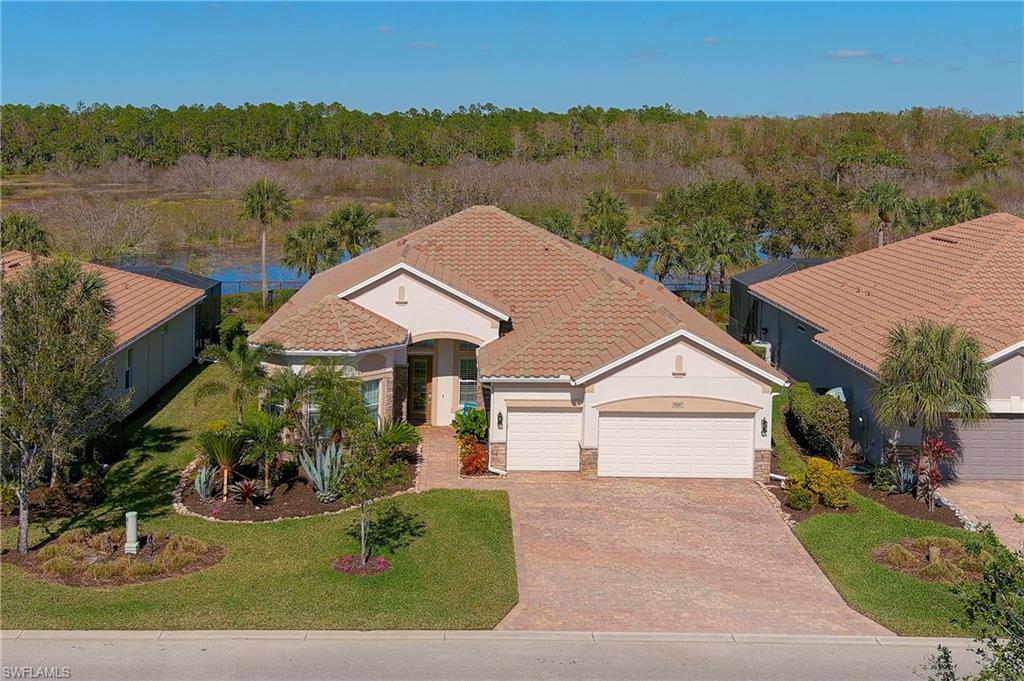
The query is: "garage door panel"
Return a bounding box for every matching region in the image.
[599,414,753,478]
[954,416,1024,480]
[507,410,580,471]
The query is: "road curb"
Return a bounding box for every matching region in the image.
[1,629,979,647]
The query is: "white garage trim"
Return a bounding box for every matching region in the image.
[507,409,581,471]
[598,413,755,478]
[595,396,760,414]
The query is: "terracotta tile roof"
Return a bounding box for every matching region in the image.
[255,206,785,383]
[1,250,205,352]
[249,295,408,352]
[750,213,1024,374]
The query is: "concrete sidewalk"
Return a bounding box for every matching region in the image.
[0,630,979,681]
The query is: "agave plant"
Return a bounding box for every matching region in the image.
[196,429,246,502]
[193,465,218,503]
[892,463,918,495]
[229,479,265,507]
[299,441,344,503]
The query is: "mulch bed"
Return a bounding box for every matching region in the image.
[0,477,106,528]
[180,460,416,522]
[2,534,225,588]
[332,555,391,576]
[870,536,986,585]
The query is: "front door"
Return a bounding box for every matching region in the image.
[409,356,433,424]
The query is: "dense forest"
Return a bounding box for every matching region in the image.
[3,102,1022,176]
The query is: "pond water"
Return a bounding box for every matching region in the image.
[158,245,729,296]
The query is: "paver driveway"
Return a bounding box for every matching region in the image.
[940,480,1024,550]
[419,427,887,634]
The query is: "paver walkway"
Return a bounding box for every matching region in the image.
[940,480,1024,551]
[418,427,888,634]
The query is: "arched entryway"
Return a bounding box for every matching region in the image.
[406,334,483,426]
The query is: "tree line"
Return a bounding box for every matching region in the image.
[3,102,1021,178]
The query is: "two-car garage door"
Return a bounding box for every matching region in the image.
[598,414,754,478]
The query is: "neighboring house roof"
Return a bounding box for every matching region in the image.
[731,257,831,286]
[255,206,785,384]
[249,295,408,353]
[119,265,221,294]
[749,213,1024,375]
[1,251,206,352]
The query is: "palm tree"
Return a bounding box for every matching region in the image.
[632,222,687,283]
[265,368,311,421]
[538,209,580,243]
[872,320,990,437]
[902,197,944,234]
[856,182,906,248]
[375,418,422,454]
[323,203,381,259]
[238,180,294,309]
[580,189,631,259]
[196,428,246,502]
[196,340,278,419]
[941,188,993,225]
[1,213,50,255]
[239,407,293,490]
[306,361,368,441]
[281,222,339,280]
[683,217,756,301]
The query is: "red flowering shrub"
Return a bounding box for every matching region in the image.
[913,437,957,512]
[457,435,488,475]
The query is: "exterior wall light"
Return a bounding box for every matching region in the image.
[497,412,503,430]
[761,417,768,437]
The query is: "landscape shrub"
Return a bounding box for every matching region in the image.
[788,382,850,463]
[457,435,488,475]
[42,556,77,577]
[37,541,83,561]
[820,469,855,509]
[805,457,833,495]
[884,544,917,568]
[217,315,246,350]
[745,343,767,360]
[452,408,487,441]
[160,551,199,572]
[784,485,813,511]
[125,559,165,578]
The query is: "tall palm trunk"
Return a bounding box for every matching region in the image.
[877,221,886,248]
[264,461,271,491]
[260,223,269,309]
[222,467,230,502]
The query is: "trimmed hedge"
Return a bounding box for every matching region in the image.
[745,343,768,360]
[788,382,850,462]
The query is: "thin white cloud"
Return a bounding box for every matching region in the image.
[827,49,877,59]
[889,57,906,65]
[704,36,721,45]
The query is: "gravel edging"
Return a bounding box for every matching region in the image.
[172,446,423,525]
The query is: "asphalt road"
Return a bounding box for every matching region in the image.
[0,632,981,681]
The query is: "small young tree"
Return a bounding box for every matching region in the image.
[1,259,129,554]
[239,407,292,489]
[335,425,406,567]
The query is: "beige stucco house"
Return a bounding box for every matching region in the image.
[251,206,787,480]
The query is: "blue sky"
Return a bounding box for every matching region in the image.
[2,2,1021,115]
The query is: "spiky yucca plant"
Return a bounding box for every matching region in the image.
[299,441,344,503]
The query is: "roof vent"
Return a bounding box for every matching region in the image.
[930,235,959,244]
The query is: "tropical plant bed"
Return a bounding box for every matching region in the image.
[769,477,963,528]
[870,536,990,586]
[179,460,416,522]
[2,528,223,588]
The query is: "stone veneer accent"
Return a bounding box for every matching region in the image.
[392,364,409,422]
[754,449,772,483]
[579,447,598,479]
[489,442,507,471]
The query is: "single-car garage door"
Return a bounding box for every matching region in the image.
[954,416,1024,480]
[507,409,580,471]
[598,414,754,478]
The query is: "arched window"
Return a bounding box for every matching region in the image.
[673,354,685,376]
[396,285,407,304]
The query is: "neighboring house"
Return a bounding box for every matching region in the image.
[251,206,787,480]
[1,251,207,414]
[120,265,221,351]
[749,213,1024,480]
[728,257,830,343]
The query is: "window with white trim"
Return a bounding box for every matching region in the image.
[123,348,133,389]
[362,379,381,425]
[459,357,478,408]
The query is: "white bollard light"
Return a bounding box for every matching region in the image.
[124,511,139,555]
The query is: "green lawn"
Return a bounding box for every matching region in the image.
[1,364,518,630]
[770,392,980,636]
